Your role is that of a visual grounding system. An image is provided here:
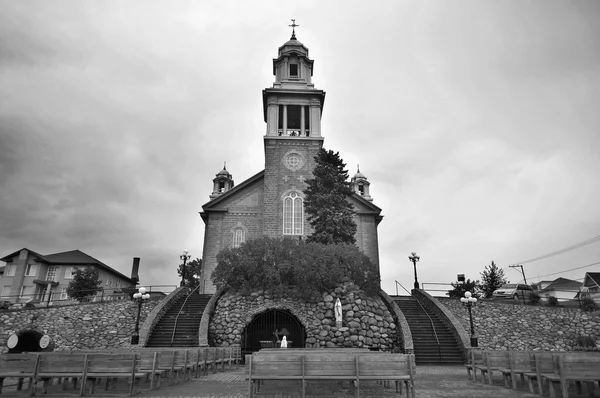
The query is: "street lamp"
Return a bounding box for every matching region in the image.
[180,249,191,287]
[131,287,150,345]
[460,291,478,347]
[408,252,420,290]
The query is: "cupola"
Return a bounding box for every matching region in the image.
[209,163,234,199]
[351,166,373,201]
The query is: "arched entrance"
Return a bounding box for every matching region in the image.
[8,330,45,353]
[242,309,305,353]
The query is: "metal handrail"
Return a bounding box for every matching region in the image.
[170,284,202,346]
[395,280,442,362]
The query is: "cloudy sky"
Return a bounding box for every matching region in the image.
[1,0,599,295]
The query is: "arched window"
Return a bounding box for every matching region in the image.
[233,228,245,248]
[283,192,303,235]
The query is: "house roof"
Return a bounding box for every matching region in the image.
[1,248,48,263]
[538,277,583,293]
[583,272,600,288]
[1,248,135,284]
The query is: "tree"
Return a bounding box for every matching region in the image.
[479,261,508,298]
[447,279,479,298]
[66,267,102,302]
[212,237,380,297]
[304,148,357,245]
[178,258,202,290]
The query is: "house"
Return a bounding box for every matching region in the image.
[581,272,600,303]
[0,248,139,306]
[198,30,383,294]
[537,277,583,302]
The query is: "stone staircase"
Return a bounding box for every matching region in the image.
[146,293,212,347]
[393,296,464,365]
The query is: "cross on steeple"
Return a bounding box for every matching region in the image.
[289,19,299,40]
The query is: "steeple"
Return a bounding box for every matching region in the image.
[209,163,234,199]
[351,166,373,201]
[262,20,326,139]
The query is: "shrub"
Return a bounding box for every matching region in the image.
[212,237,380,297]
[581,297,599,312]
[530,291,541,305]
[575,333,597,348]
[548,296,559,306]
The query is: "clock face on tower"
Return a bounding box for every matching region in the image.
[283,151,304,171]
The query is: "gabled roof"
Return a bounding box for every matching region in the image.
[1,248,48,262]
[583,272,600,288]
[538,277,582,293]
[1,248,135,284]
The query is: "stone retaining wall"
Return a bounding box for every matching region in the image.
[208,282,400,350]
[0,299,160,353]
[438,297,600,351]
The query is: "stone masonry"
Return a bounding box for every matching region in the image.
[0,299,159,354]
[208,282,399,350]
[439,296,600,351]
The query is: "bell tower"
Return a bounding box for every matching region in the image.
[262,22,326,238]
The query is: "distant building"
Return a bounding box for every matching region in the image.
[537,277,582,302]
[582,272,600,303]
[0,248,138,306]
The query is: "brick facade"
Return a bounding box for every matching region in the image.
[199,35,383,294]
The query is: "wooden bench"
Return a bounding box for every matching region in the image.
[497,350,531,389]
[465,348,483,381]
[522,351,555,395]
[81,353,147,396]
[246,351,415,398]
[31,352,88,395]
[544,353,600,398]
[475,350,510,385]
[0,353,39,395]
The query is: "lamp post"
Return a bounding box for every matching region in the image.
[460,291,478,347]
[131,287,150,345]
[408,252,420,290]
[179,249,191,287]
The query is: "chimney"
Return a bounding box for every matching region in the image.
[131,257,140,283]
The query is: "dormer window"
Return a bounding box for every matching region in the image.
[289,63,298,78]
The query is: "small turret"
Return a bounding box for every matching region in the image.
[210,163,234,199]
[351,166,373,201]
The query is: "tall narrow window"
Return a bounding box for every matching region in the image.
[233,228,245,248]
[283,192,303,235]
[289,63,298,77]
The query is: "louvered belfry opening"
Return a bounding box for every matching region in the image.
[242,308,305,354]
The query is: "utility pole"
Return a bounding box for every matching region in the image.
[509,264,527,284]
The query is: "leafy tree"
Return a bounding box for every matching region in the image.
[66,267,102,302]
[178,258,202,290]
[304,148,357,245]
[479,261,508,297]
[447,279,479,299]
[212,237,380,297]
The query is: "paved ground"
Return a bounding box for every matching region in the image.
[2,365,599,397]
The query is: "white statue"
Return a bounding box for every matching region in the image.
[280,335,288,348]
[334,298,342,324]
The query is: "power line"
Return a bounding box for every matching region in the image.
[525,261,600,282]
[513,235,600,265]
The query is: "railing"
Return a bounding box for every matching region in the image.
[170,284,202,346]
[395,280,442,362]
[0,285,178,309]
[421,282,453,297]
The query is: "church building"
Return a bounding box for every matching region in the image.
[199,27,383,294]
